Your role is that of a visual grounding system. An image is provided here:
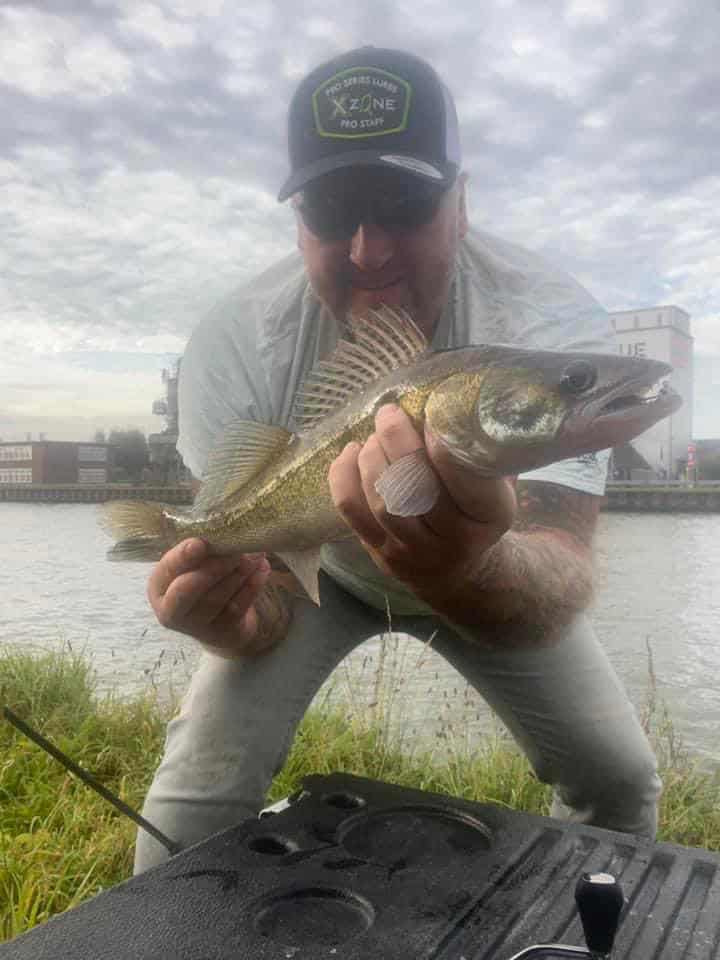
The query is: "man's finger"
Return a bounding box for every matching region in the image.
[373,403,424,461]
[154,554,266,627]
[150,538,208,599]
[200,558,271,625]
[357,434,431,541]
[225,566,272,622]
[425,428,517,532]
[329,441,387,548]
[369,403,451,527]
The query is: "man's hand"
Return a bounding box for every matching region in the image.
[328,403,516,596]
[329,403,599,645]
[147,539,275,657]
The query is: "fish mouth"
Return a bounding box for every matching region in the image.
[563,372,682,439]
[593,376,682,422]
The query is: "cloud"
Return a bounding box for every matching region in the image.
[119,3,197,49]
[0,7,134,100]
[1,0,718,441]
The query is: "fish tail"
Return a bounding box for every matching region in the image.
[100,500,177,562]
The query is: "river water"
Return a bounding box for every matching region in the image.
[1,503,718,762]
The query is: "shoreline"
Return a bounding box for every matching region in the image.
[0,483,193,504]
[3,482,720,511]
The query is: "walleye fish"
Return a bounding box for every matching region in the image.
[102,306,681,603]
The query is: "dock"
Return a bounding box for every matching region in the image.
[2,483,720,512]
[0,484,194,504]
[604,483,720,512]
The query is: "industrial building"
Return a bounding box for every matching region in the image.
[608,305,694,481]
[148,362,189,485]
[0,441,111,484]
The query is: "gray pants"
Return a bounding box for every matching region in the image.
[134,573,661,874]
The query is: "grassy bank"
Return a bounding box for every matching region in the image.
[1,645,720,942]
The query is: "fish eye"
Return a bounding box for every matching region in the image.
[559,360,597,394]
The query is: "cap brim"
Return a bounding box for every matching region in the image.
[277,150,457,202]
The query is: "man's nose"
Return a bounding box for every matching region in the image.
[349,222,396,270]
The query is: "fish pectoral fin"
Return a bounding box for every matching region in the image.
[276,548,323,605]
[106,537,167,562]
[194,420,294,514]
[374,448,442,517]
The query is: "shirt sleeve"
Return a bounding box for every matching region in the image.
[176,251,329,483]
[176,289,271,481]
[519,449,611,495]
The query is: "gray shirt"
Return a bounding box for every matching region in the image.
[177,227,614,613]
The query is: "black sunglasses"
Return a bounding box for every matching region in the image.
[294,169,451,242]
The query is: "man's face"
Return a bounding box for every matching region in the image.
[294,168,468,340]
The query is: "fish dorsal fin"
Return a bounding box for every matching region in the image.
[292,306,429,431]
[194,419,293,514]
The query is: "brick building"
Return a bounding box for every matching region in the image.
[0,441,111,484]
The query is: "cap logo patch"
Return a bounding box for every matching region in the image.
[312,67,411,139]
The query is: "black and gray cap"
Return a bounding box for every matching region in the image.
[277,46,461,202]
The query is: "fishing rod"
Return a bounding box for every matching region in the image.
[3,705,181,857]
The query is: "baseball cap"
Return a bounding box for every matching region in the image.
[277,46,461,202]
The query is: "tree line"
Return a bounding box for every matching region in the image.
[94,429,149,482]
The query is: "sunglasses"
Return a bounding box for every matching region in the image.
[294,170,451,242]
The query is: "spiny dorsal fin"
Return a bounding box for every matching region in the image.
[193,419,293,514]
[292,306,429,431]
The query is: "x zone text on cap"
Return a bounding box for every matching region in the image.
[278,47,461,202]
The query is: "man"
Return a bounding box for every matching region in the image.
[134,47,660,874]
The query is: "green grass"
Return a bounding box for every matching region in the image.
[1,643,720,942]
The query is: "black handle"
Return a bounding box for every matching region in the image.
[575,872,624,955]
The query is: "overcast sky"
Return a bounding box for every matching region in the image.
[1,0,718,442]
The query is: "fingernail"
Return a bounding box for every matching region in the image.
[242,553,270,573]
[243,552,265,567]
[184,538,205,560]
